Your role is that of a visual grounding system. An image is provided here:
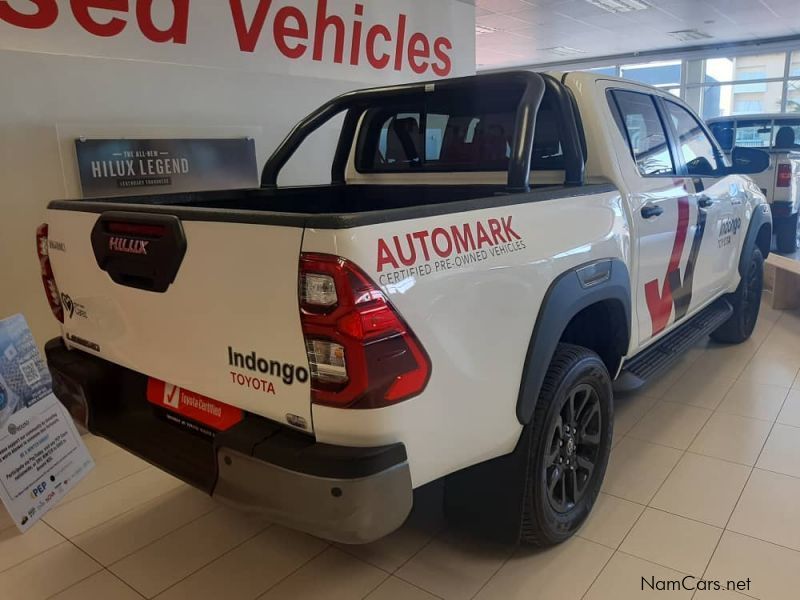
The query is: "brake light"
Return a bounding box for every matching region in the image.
[36,224,64,323]
[777,163,792,188]
[106,221,166,237]
[299,253,431,409]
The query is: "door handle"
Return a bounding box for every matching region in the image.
[697,195,714,208]
[641,204,664,219]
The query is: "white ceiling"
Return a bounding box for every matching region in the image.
[475,0,800,69]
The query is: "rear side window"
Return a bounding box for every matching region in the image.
[356,90,568,173]
[611,90,675,176]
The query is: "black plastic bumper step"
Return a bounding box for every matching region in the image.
[614,298,733,394]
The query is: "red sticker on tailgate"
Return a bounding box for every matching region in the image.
[146,379,243,431]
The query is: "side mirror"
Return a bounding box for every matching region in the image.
[730,146,770,174]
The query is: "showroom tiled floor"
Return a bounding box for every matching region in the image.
[3,298,800,599]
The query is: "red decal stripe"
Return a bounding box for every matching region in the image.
[644,197,690,336]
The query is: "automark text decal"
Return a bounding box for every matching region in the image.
[376,215,527,284]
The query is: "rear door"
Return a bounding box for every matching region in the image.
[46,208,313,432]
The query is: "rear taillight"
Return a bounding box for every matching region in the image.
[777,163,792,188]
[106,221,167,237]
[299,253,431,409]
[36,223,64,323]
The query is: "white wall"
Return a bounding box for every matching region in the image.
[0,0,475,347]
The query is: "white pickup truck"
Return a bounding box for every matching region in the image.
[40,71,772,547]
[708,115,800,253]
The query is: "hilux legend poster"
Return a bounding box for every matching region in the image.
[75,138,258,198]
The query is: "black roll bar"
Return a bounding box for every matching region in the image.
[260,71,585,192]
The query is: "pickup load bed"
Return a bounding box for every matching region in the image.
[41,71,772,545]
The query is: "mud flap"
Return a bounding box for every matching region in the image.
[443,426,533,544]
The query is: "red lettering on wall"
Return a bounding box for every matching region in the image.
[273,5,308,59]
[393,13,406,71]
[366,23,391,69]
[313,0,344,63]
[432,37,452,77]
[70,0,127,37]
[349,2,363,66]
[137,0,189,44]
[0,0,57,29]
[0,0,456,76]
[407,32,429,74]
[229,0,272,53]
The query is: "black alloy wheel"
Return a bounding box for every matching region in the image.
[740,251,763,335]
[544,383,603,513]
[521,343,613,547]
[711,247,764,344]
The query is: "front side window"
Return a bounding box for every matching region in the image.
[612,90,675,176]
[664,101,723,177]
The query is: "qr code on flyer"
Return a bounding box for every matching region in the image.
[19,360,41,386]
[0,314,52,411]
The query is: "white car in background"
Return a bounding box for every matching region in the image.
[708,115,800,253]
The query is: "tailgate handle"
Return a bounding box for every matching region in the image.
[91,212,187,293]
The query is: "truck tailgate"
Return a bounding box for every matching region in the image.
[45,208,313,431]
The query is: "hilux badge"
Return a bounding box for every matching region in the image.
[109,237,149,255]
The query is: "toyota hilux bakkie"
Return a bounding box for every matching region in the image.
[40,71,772,546]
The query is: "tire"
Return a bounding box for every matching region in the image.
[775,213,798,254]
[520,343,613,547]
[710,247,764,344]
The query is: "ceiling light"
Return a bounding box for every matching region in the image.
[475,25,498,35]
[539,46,588,56]
[668,29,714,41]
[585,0,651,13]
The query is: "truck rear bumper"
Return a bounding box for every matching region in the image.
[45,338,412,544]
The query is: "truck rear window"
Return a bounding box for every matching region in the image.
[354,90,567,173]
[710,118,800,151]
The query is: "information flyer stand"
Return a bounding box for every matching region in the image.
[0,315,94,532]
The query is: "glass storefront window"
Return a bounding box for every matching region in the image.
[701,53,786,85]
[564,50,800,116]
[581,66,618,77]
[700,81,785,119]
[790,51,800,77]
[787,80,800,113]
[620,60,681,88]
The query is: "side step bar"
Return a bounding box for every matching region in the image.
[614,298,733,394]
